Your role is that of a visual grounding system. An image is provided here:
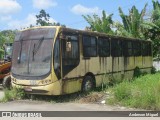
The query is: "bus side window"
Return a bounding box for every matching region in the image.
[98,37,110,57]
[142,42,151,56]
[54,39,61,79]
[133,41,141,56]
[83,36,97,57]
[111,39,122,57]
[124,41,133,57]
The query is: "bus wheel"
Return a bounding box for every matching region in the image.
[2,75,11,90]
[82,76,94,92]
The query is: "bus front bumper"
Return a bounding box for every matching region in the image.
[11,81,62,95]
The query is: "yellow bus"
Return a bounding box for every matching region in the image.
[11,26,152,95]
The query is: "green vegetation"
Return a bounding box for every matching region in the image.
[116,4,148,39]
[35,9,65,27]
[133,66,152,78]
[0,30,16,59]
[1,73,160,111]
[0,87,103,103]
[83,0,160,57]
[107,73,160,110]
[0,88,26,102]
[147,0,160,57]
[36,9,53,26]
[151,66,157,74]
[82,10,114,35]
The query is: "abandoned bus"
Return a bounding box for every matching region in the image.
[11,26,152,95]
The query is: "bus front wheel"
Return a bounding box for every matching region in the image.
[82,76,94,92]
[2,75,11,89]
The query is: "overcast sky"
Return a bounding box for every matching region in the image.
[0,0,153,30]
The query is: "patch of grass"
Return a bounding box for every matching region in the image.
[0,88,26,102]
[29,92,90,103]
[0,85,105,103]
[114,82,131,101]
[107,73,160,110]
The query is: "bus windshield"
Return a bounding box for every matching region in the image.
[11,28,56,77]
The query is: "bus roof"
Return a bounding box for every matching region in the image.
[20,26,61,32]
[61,27,151,42]
[20,26,151,42]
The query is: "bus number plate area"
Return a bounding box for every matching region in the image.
[24,87,32,92]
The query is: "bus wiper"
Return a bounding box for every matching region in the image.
[17,39,23,63]
[32,37,44,61]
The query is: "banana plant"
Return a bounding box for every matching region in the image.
[152,0,160,33]
[116,4,148,39]
[82,10,114,35]
[150,0,160,57]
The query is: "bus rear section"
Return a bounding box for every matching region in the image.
[58,30,152,94]
[11,26,153,95]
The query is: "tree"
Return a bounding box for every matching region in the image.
[0,33,5,45]
[36,9,52,26]
[36,9,66,27]
[116,4,149,39]
[82,10,114,35]
[0,30,16,59]
[147,0,160,57]
[0,33,5,59]
[1,30,16,43]
[152,0,160,28]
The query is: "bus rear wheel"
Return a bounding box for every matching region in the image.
[82,76,94,92]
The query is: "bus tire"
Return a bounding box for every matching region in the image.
[2,76,11,90]
[82,76,94,92]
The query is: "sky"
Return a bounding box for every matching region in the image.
[0,0,155,31]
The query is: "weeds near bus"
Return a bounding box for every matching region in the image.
[133,66,142,77]
[28,92,90,103]
[29,90,104,103]
[107,73,160,110]
[133,66,148,78]
[151,66,156,74]
[0,88,26,102]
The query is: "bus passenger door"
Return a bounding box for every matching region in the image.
[61,34,79,78]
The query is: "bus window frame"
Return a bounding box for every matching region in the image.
[98,37,110,57]
[111,38,123,57]
[133,40,141,56]
[123,40,133,57]
[82,35,97,58]
[142,42,152,56]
